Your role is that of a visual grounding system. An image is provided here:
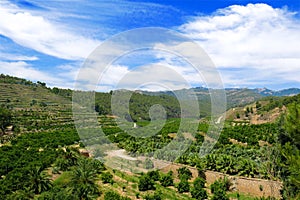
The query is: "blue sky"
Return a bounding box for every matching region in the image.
[0,0,300,91]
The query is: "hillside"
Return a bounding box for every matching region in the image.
[143,87,261,109]
[252,87,300,96]
[0,74,299,200]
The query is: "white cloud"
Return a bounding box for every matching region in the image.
[0,53,38,61]
[179,3,300,87]
[0,61,61,83]
[0,1,100,60]
[103,64,193,91]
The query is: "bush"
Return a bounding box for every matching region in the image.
[176,178,189,193]
[211,179,229,200]
[104,191,131,200]
[145,158,154,169]
[138,174,155,191]
[190,177,207,200]
[148,170,160,181]
[177,167,192,180]
[193,177,206,188]
[144,191,162,200]
[160,171,173,187]
[101,172,113,184]
[191,187,207,200]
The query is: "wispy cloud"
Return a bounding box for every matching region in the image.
[0,1,100,60]
[0,52,38,61]
[178,3,300,88]
[1,1,299,90]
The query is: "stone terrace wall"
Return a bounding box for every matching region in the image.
[159,162,282,199]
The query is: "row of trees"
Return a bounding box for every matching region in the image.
[0,128,80,199]
[137,167,232,199]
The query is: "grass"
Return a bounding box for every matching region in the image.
[53,171,73,187]
[228,192,258,200]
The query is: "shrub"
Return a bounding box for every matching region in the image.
[101,172,114,184]
[138,174,155,191]
[145,158,154,169]
[160,171,173,187]
[177,167,192,180]
[211,179,229,200]
[176,178,189,193]
[148,170,160,181]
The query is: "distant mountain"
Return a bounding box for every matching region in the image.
[142,87,262,110]
[141,87,300,114]
[1,74,299,118]
[252,88,300,96]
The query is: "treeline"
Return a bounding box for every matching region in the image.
[258,94,300,112]
[94,91,183,121]
[0,74,36,86]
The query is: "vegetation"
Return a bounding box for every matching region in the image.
[0,106,12,135]
[160,171,174,187]
[277,102,300,199]
[210,178,230,200]
[138,173,156,191]
[0,75,299,199]
[190,177,207,200]
[176,178,190,193]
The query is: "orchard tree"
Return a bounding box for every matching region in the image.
[210,179,229,200]
[0,106,12,135]
[191,177,207,200]
[28,166,52,194]
[177,167,192,180]
[69,159,100,199]
[138,173,155,191]
[160,171,173,187]
[176,178,189,193]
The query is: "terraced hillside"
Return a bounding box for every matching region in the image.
[0,74,299,200]
[0,81,73,132]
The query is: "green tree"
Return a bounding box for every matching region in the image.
[216,154,237,175]
[191,177,207,200]
[282,103,300,148]
[210,179,229,200]
[27,166,52,194]
[191,188,207,200]
[138,173,155,191]
[37,187,75,200]
[144,191,162,200]
[0,106,12,135]
[69,159,100,199]
[101,172,114,184]
[54,147,79,171]
[237,159,258,178]
[176,178,189,193]
[160,171,173,187]
[148,170,160,181]
[177,167,192,180]
[104,191,131,200]
[145,158,154,169]
[279,103,300,199]
[210,180,229,200]
[6,188,34,200]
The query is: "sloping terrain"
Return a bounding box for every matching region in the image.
[0,74,299,199]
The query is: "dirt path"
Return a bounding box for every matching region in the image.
[106,149,137,161]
